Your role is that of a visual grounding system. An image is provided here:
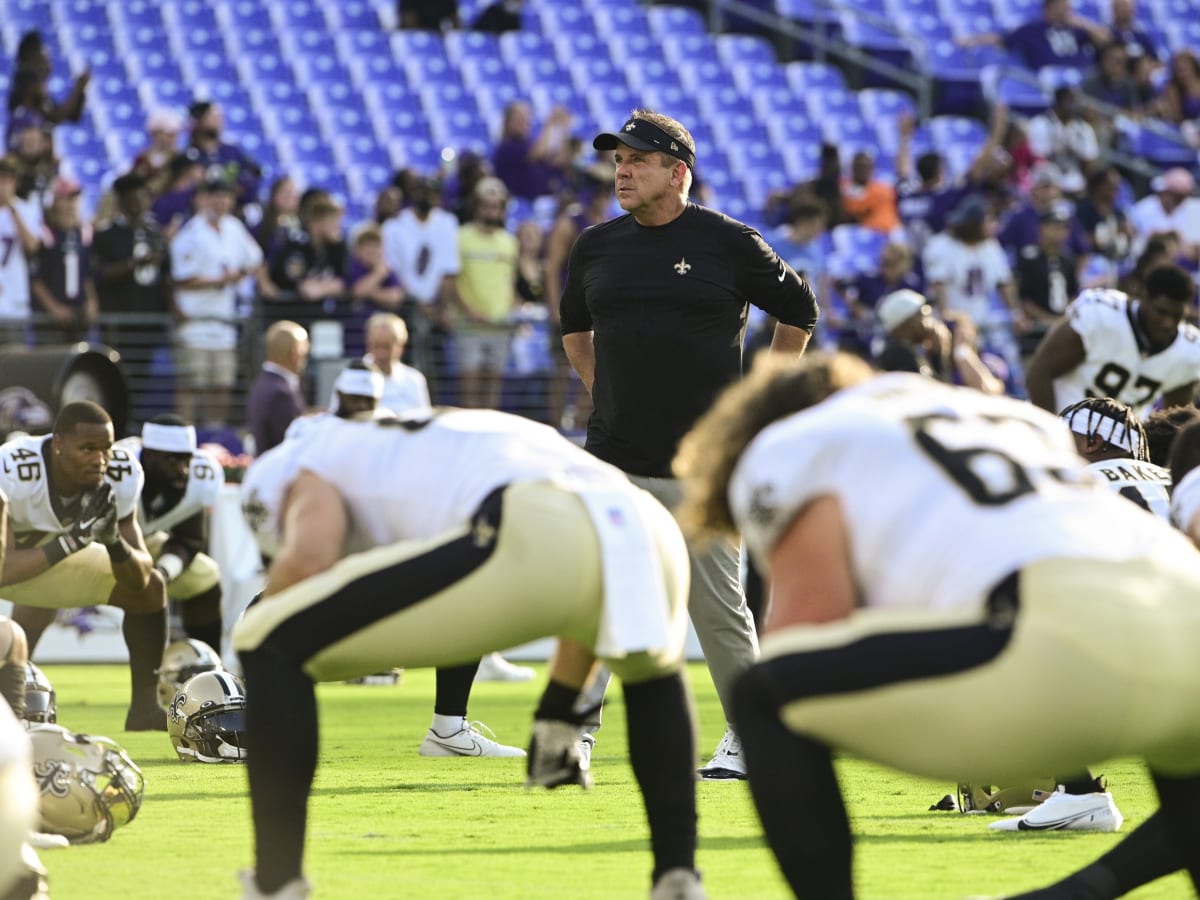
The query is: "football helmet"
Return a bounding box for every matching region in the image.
[26,724,144,845]
[156,638,223,709]
[168,670,248,763]
[958,780,1058,814]
[22,663,56,724]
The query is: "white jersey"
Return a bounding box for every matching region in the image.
[1085,458,1172,521]
[1171,466,1200,533]
[381,208,460,305]
[170,213,262,350]
[922,234,1011,324]
[729,373,1187,613]
[0,697,30,768]
[287,408,629,552]
[115,437,224,533]
[0,434,142,549]
[0,196,40,319]
[240,439,305,560]
[1054,288,1200,418]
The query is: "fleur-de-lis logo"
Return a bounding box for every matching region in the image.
[670,141,679,151]
[624,122,636,132]
[674,257,691,275]
[34,759,73,798]
[471,518,497,548]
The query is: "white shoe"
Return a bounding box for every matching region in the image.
[419,720,527,758]
[697,729,747,780]
[238,870,311,899]
[988,785,1123,832]
[474,652,536,682]
[650,867,708,899]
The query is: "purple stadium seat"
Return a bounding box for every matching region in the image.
[111,0,162,29]
[569,57,628,94]
[730,60,789,94]
[640,84,700,123]
[388,136,443,175]
[821,113,875,144]
[751,84,809,120]
[697,84,749,119]
[765,113,821,147]
[592,3,650,37]
[537,4,597,36]
[646,5,709,37]
[716,34,778,67]
[661,33,721,70]
[625,57,682,92]
[552,30,610,66]
[981,64,1051,115]
[775,0,842,27]
[678,59,736,94]
[376,107,433,142]
[785,60,848,92]
[608,32,663,66]
[271,0,328,32]
[1131,125,1199,168]
[443,30,500,63]
[498,31,551,67]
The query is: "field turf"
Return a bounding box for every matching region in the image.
[35,663,1192,899]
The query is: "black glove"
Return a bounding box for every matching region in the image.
[43,485,115,565]
[89,483,120,547]
[525,720,592,790]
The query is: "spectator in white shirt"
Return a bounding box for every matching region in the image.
[1129,167,1200,262]
[381,177,460,393]
[1026,87,1100,186]
[0,154,41,345]
[170,175,263,428]
[363,311,431,413]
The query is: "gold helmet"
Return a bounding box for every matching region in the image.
[27,723,144,844]
[168,670,248,763]
[156,638,224,709]
[958,780,1058,814]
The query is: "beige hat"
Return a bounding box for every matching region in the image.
[877,289,929,333]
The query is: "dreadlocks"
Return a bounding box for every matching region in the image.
[1059,397,1150,462]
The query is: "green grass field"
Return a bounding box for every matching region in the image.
[34,662,1193,899]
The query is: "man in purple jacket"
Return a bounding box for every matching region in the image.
[246,321,309,456]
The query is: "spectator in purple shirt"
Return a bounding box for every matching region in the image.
[185,101,262,212]
[1109,0,1160,66]
[344,224,405,358]
[491,101,571,201]
[998,163,1090,261]
[152,153,204,238]
[958,0,1108,70]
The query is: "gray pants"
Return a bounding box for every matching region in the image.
[628,474,760,727]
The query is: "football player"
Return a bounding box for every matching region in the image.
[0,698,42,900]
[673,353,1200,900]
[1143,404,1200,467]
[1026,264,1200,418]
[233,409,701,900]
[1061,396,1172,520]
[0,402,167,731]
[1170,420,1200,547]
[9,413,227,656]
[275,366,529,753]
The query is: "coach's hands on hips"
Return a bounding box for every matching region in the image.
[525,719,593,790]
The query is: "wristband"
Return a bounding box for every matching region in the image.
[106,539,132,564]
[43,535,79,567]
[155,552,185,582]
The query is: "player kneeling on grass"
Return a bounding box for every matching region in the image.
[0,402,167,731]
[232,407,702,900]
[674,352,1200,900]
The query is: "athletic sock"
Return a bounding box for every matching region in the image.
[533,679,583,722]
[430,714,467,736]
[734,664,853,900]
[240,644,317,896]
[623,672,697,883]
[433,661,479,717]
[1060,771,1106,795]
[181,587,223,651]
[123,608,167,712]
[1153,771,1200,892]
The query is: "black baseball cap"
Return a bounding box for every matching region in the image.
[593,116,696,169]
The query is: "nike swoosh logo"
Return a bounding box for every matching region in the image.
[777,266,786,282]
[77,515,98,531]
[1016,808,1107,831]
